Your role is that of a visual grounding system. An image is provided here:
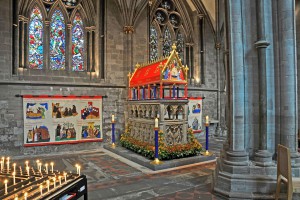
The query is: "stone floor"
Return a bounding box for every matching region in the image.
[12,135,292,199]
[11,136,228,200]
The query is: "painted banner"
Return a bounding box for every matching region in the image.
[23,95,102,146]
[188,97,203,133]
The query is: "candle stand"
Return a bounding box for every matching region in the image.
[111,120,116,148]
[150,127,163,165]
[202,122,213,156]
[0,158,88,200]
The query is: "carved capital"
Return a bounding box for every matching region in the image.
[197,14,205,19]
[215,43,221,50]
[123,26,134,34]
[67,24,72,29]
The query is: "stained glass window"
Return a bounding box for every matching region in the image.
[72,13,84,71]
[28,7,43,69]
[176,32,184,63]
[163,28,172,57]
[50,9,66,70]
[150,26,158,61]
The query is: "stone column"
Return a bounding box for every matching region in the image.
[91,27,96,72]
[253,0,273,166]
[224,0,248,165]
[18,16,25,68]
[278,0,299,161]
[215,42,222,137]
[215,0,222,137]
[198,14,205,85]
[123,26,134,72]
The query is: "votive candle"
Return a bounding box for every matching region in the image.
[45,163,48,174]
[4,179,8,194]
[13,163,16,173]
[47,180,50,191]
[12,171,15,184]
[64,172,67,182]
[50,162,54,173]
[53,177,56,187]
[24,192,28,200]
[6,157,10,170]
[40,184,43,195]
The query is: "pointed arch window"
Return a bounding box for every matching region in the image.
[28,6,44,69]
[15,0,97,76]
[50,9,66,70]
[149,0,186,64]
[150,25,158,61]
[72,12,84,71]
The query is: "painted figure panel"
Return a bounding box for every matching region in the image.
[72,13,84,71]
[50,9,66,70]
[28,7,43,69]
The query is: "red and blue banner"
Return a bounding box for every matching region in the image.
[23,95,103,146]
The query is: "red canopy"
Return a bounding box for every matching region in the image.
[129,46,188,88]
[130,59,167,87]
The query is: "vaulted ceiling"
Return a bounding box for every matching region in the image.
[113,0,216,32]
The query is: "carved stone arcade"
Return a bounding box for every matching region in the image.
[127,100,188,146]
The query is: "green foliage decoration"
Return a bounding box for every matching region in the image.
[120,127,202,160]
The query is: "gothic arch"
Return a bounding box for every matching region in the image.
[48,1,69,23]
[172,1,193,43]
[26,0,47,20]
[80,0,96,27]
[70,5,89,27]
[191,0,216,42]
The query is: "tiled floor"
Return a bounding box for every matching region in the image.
[14,136,227,200]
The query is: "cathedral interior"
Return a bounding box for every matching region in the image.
[1,0,300,199]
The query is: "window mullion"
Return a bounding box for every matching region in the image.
[67,23,72,71]
[45,20,50,70]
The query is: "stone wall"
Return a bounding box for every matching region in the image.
[0,0,221,156]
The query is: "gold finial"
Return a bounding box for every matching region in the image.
[185,65,189,72]
[172,43,176,50]
[159,62,164,69]
[127,72,131,77]
[135,63,140,69]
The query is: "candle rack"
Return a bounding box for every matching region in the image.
[0,159,87,200]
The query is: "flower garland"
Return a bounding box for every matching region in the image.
[120,127,202,160]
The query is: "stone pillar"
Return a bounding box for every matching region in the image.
[215,0,222,137]
[123,26,134,73]
[198,14,205,85]
[278,0,299,161]
[86,27,91,72]
[18,16,25,68]
[224,0,248,165]
[253,0,273,166]
[91,27,96,72]
[215,43,222,137]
